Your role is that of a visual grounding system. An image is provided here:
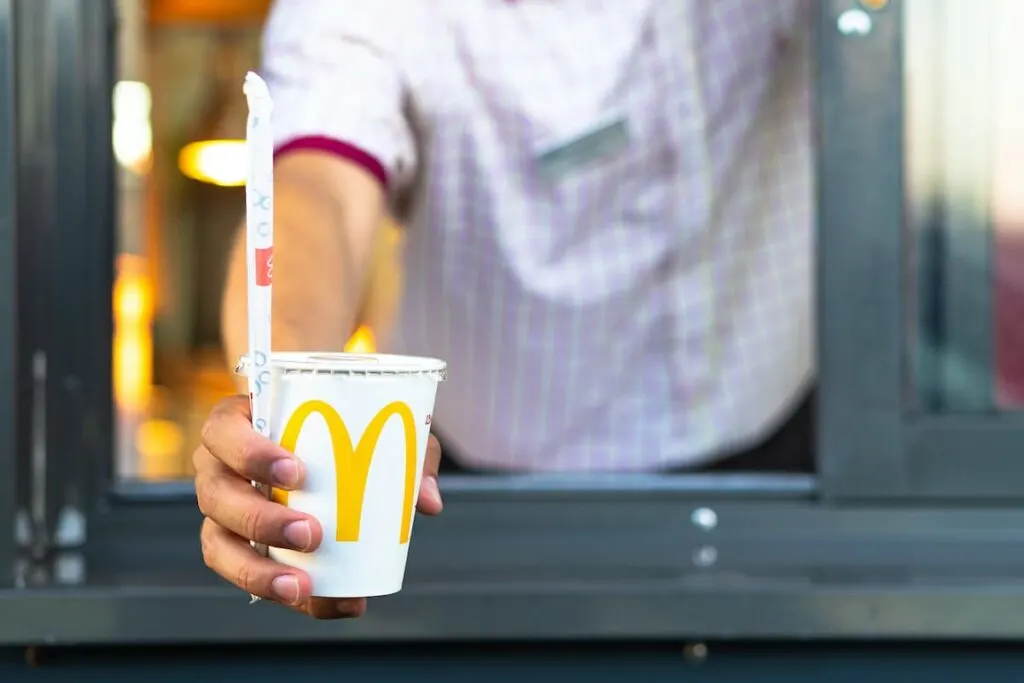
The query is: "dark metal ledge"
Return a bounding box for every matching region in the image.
[106,473,819,504]
[7,580,1024,645]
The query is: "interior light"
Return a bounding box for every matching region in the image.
[178,139,247,187]
[112,80,153,174]
[113,254,154,412]
[135,418,187,480]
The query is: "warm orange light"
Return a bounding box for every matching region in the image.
[859,0,888,9]
[178,139,247,187]
[345,325,377,354]
[113,255,154,412]
[135,418,186,480]
[115,276,152,326]
[113,254,154,324]
[114,329,153,413]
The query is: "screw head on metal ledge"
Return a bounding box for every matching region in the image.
[691,507,718,531]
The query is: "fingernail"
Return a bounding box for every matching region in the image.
[270,458,300,488]
[271,575,300,605]
[283,520,312,550]
[421,476,442,507]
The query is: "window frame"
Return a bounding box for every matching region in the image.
[817,0,1024,499]
[0,0,16,591]
[9,0,1024,646]
[8,0,116,584]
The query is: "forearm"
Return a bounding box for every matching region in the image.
[221,155,384,380]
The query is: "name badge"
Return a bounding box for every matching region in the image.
[535,115,630,181]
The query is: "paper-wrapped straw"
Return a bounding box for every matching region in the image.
[243,72,274,601]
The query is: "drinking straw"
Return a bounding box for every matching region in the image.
[243,71,274,601]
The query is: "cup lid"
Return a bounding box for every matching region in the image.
[236,352,447,380]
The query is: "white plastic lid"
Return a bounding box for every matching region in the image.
[235,352,447,380]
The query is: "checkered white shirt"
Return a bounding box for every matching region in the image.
[262,0,815,472]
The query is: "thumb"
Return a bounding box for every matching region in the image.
[416,434,443,515]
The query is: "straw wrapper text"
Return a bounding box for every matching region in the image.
[244,72,274,603]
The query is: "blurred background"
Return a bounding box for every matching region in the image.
[111,0,1024,481]
[112,0,397,480]
[2,0,1022,663]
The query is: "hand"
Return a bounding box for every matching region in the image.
[194,395,444,619]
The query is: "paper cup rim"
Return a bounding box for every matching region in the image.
[236,352,447,379]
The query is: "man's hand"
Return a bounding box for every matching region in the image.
[194,395,444,619]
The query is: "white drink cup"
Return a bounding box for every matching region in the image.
[239,352,446,597]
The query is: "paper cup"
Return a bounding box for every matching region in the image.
[238,352,446,597]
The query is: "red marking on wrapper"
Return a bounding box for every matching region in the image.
[255,247,273,286]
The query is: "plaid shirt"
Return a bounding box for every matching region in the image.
[263,0,815,472]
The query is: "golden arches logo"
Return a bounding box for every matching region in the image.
[272,400,418,544]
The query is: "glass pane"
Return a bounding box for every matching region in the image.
[989,5,1024,408]
[906,0,1024,412]
[113,0,385,479]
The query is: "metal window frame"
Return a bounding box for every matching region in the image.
[7,0,115,592]
[818,0,1024,499]
[17,482,1024,643]
[0,0,17,591]
[9,0,1024,647]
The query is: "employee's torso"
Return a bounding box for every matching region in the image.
[382,0,815,472]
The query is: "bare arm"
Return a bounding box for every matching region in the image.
[221,150,385,376]
[219,0,416,375]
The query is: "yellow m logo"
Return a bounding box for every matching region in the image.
[272,400,418,544]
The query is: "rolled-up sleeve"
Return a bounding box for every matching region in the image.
[261,0,416,193]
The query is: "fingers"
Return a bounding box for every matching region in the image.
[198,394,434,620]
[305,596,367,620]
[201,517,312,603]
[416,434,443,515]
[200,395,305,489]
[424,434,442,478]
[194,446,323,551]
[200,519,365,619]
